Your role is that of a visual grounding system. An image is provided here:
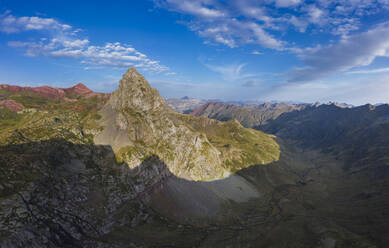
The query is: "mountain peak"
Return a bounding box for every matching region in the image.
[124,67,141,76]
[66,83,93,95]
[120,68,146,87]
[110,68,168,112]
[118,68,148,90]
[74,82,89,89]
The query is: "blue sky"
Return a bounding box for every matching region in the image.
[1,0,389,104]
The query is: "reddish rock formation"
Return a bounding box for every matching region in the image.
[63,83,93,96]
[1,84,65,99]
[0,99,24,112]
[0,83,108,100]
[32,86,66,99]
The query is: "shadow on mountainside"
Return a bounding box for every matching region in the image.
[1,139,389,247]
[0,139,272,247]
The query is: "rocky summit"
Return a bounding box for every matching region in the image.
[0,68,389,247]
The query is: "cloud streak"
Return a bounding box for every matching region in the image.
[285,23,389,82]
[347,67,389,74]
[204,63,259,81]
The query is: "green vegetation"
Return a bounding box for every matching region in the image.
[178,114,280,172]
[0,92,106,146]
[0,108,24,130]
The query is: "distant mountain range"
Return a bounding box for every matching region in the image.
[166,96,208,113]
[166,95,353,115]
[189,101,309,128]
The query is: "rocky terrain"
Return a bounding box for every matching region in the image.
[190,101,308,128]
[0,68,388,247]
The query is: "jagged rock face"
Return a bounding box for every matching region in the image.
[0,140,171,248]
[97,68,225,180]
[109,68,168,113]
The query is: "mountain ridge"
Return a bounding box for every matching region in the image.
[0,82,107,104]
[190,101,308,128]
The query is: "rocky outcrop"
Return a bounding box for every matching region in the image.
[0,100,24,112]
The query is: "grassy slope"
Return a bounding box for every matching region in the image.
[178,114,280,172]
[0,93,105,145]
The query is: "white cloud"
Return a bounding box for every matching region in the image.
[347,67,389,74]
[251,50,263,55]
[2,12,170,73]
[193,17,285,49]
[165,0,225,18]
[305,5,325,24]
[204,63,259,81]
[205,63,244,80]
[156,0,389,51]
[289,16,308,32]
[0,11,71,34]
[248,22,285,49]
[274,0,302,8]
[156,0,286,50]
[331,20,360,36]
[285,23,389,82]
